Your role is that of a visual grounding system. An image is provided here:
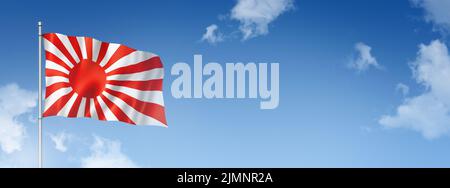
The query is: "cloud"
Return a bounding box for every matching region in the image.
[411,0,450,33]
[396,83,410,96]
[230,0,294,40]
[348,42,381,72]
[201,0,294,43]
[81,135,138,168]
[201,24,223,44]
[49,132,72,152]
[0,84,36,154]
[379,40,450,139]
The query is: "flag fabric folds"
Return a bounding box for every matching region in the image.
[43,33,167,127]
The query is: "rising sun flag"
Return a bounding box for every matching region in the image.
[42,33,167,127]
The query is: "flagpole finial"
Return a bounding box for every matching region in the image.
[38,21,42,26]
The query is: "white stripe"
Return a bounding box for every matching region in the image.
[43,38,74,68]
[106,68,164,81]
[77,97,87,117]
[92,39,102,62]
[102,91,166,126]
[89,98,98,119]
[46,76,69,87]
[99,43,120,67]
[56,93,78,117]
[105,84,164,106]
[46,60,70,74]
[56,33,80,63]
[104,51,157,73]
[44,87,72,112]
[77,37,87,60]
[96,96,118,121]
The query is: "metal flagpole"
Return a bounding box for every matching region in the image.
[38,21,43,168]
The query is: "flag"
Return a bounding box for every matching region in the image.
[42,33,167,127]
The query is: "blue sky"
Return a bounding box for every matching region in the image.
[1,0,450,167]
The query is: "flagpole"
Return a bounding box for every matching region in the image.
[38,21,43,168]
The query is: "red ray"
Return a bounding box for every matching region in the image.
[46,69,68,77]
[102,45,136,70]
[106,79,163,91]
[84,98,91,117]
[43,33,77,66]
[96,42,109,64]
[106,56,163,76]
[100,94,136,125]
[68,36,82,61]
[67,95,83,117]
[45,51,72,71]
[45,82,71,98]
[105,88,166,125]
[85,37,93,60]
[93,98,106,121]
[43,91,75,117]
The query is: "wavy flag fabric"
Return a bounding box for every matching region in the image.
[42,33,167,127]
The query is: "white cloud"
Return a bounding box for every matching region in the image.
[379,40,450,139]
[0,84,36,154]
[49,132,72,152]
[0,140,37,168]
[201,24,223,44]
[396,83,410,96]
[81,135,138,168]
[348,42,381,72]
[411,0,450,33]
[230,0,294,40]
